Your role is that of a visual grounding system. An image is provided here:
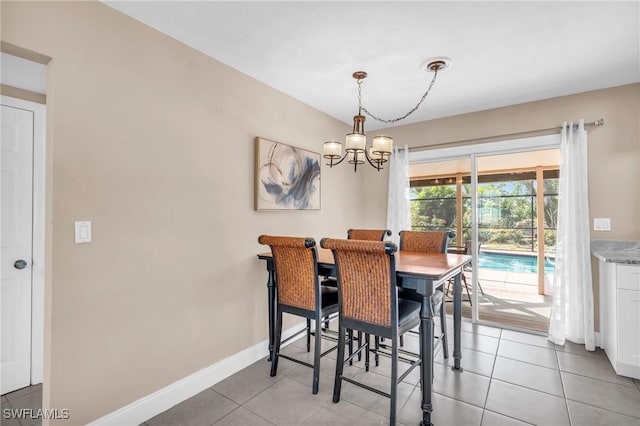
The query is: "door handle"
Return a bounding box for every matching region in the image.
[14,259,28,270]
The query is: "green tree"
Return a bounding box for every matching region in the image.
[410,185,456,231]
[411,176,559,251]
[543,179,559,229]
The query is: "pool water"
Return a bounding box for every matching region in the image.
[478,251,555,274]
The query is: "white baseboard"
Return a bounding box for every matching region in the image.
[82,324,602,425]
[88,325,305,426]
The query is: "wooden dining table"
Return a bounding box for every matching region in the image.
[257,248,471,426]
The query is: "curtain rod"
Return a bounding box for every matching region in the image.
[408,118,605,152]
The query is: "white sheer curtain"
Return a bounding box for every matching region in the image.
[548,119,595,350]
[386,145,410,246]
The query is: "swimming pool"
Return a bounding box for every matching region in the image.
[478,251,555,274]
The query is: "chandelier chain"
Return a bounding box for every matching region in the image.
[359,69,439,124]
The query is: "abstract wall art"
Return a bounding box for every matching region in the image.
[255,137,321,210]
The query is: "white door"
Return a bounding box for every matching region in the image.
[1,103,34,394]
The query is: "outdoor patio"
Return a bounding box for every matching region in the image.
[446,267,552,332]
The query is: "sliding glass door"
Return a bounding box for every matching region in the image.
[409,135,560,331]
[410,158,471,249]
[474,151,559,331]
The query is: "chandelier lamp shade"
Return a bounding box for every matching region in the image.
[323,59,449,172]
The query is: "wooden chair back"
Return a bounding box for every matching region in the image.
[347,229,392,241]
[320,239,397,328]
[398,230,454,253]
[258,235,318,311]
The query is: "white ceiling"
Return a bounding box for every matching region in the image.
[105,1,640,130]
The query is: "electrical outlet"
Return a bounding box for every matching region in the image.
[593,218,611,231]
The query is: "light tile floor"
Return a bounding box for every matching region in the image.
[1,384,43,426]
[455,268,552,332]
[139,319,640,426]
[4,320,640,426]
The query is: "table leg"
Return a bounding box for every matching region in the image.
[452,272,463,371]
[420,292,434,426]
[266,262,276,361]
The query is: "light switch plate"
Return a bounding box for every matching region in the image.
[593,218,611,231]
[75,221,92,243]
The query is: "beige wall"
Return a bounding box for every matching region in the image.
[381,84,640,240]
[373,83,640,330]
[1,1,361,424]
[3,1,639,423]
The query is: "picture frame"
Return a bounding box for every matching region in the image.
[255,137,321,211]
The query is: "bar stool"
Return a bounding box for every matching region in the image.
[258,235,339,394]
[320,238,421,426]
[397,230,454,357]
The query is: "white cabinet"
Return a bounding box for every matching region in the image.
[599,262,640,379]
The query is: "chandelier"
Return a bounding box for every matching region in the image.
[323,59,449,172]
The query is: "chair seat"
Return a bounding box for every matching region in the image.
[431,290,444,312]
[397,287,420,302]
[321,286,339,310]
[321,277,338,287]
[398,288,444,309]
[397,298,421,331]
[397,288,446,356]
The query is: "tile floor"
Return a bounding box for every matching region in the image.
[455,268,552,332]
[1,383,43,426]
[3,320,640,426]
[139,319,640,426]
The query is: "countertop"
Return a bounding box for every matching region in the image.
[591,240,640,265]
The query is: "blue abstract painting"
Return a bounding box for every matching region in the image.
[256,137,320,210]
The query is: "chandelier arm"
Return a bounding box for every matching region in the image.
[360,69,439,124]
[327,152,350,168]
[363,149,382,171]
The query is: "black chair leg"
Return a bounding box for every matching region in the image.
[270,310,283,377]
[390,335,398,426]
[306,318,311,351]
[365,333,370,372]
[375,336,380,367]
[357,331,363,361]
[441,302,449,359]
[399,335,404,347]
[348,329,354,365]
[418,328,423,392]
[463,275,472,306]
[312,316,322,394]
[333,325,346,403]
